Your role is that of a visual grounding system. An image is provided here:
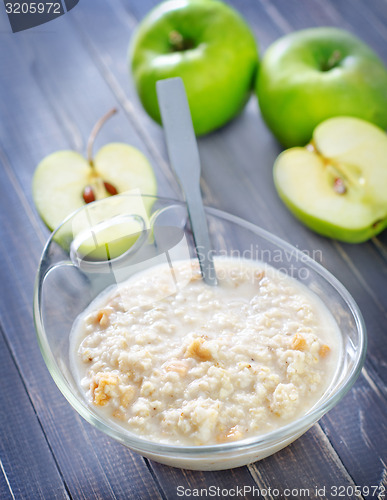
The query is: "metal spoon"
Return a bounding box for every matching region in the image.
[156,77,217,286]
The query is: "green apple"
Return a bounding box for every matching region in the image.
[274,116,387,243]
[257,27,387,148]
[33,109,157,232]
[130,0,258,135]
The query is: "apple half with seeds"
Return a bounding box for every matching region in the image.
[33,109,157,232]
[273,116,387,243]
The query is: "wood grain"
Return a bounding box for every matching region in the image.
[0,327,69,499]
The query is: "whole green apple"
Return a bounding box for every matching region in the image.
[130,0,258,135]
[257,27,387,148]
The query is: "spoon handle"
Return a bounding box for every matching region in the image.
[156,77,217,286]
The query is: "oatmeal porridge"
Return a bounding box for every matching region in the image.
[70,258,341,446]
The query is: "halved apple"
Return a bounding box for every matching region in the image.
[32,109,157,232]
[274,117,387,242]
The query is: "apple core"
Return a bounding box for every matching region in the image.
[81,108,120,204]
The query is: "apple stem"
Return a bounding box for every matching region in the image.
[322,50,342,71]
[87,108,118,167]
[168,30,194,51]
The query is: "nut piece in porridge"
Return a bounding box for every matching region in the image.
[217,426,244,443]
[291,333,307,351]
[91,372,118,406]
[164,360,189,376]
[185,337,212,362]
[95,307,113,328]
[319,344,331,358]
[70,258,340,446]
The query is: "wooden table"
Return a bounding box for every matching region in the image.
[1,0,386,498]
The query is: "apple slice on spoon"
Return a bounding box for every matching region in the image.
[274,117,387,243]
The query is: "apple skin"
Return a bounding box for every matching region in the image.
[130,0,258,135]
[257,27,387,148]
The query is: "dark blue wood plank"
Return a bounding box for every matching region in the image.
[321,372,387,489]
[0,462,17,500]
[0,327,69,499]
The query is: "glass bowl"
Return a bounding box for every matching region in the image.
[33,193,366,470]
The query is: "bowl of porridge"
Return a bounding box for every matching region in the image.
[34,193,366,470]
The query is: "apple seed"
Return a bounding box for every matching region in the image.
[83,185,96,204]
[103,181,118,196]
[305,142,316,153]
[333,177,346,195]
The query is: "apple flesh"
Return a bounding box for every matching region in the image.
[273,117,387,243]
[130,0,258,135]
[257,27,387,147]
